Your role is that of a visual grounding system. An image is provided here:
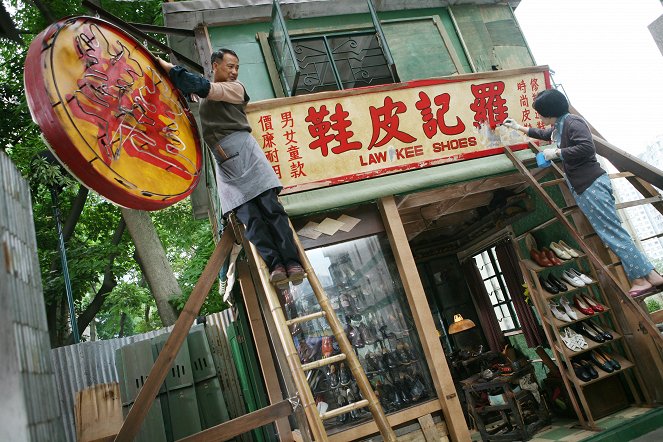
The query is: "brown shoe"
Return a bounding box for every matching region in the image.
[286,262,305,285]
[269,264,287,285]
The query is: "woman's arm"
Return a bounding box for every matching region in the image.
[560,118,595,161]
[527,126,554,141]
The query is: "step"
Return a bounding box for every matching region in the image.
[285,310,326,326]
[301,353,346,372]
[319,399,369,420]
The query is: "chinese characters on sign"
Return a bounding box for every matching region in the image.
[25,17,202,210]
[247,67,550,194]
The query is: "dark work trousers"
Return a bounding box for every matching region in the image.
[235,188,300,270]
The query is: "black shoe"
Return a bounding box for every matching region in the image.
[539,275,559,294]
[548,274,568,292]
[382,349,399,369]
[364,352,380,372]
[336,392,349,424]
[327,364,339,388]
[339,362,351,386]
[571,360,592,382]
[595,349,621,370]
[579,359,598,379]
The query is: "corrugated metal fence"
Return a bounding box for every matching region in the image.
[0,151,66,441]
[51,310,244,442]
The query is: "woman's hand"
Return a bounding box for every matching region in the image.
[156,57,174,73]
[503,118,524,132]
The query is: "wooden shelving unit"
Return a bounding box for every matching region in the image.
[518,253,647,430]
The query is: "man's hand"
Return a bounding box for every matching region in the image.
[543,147,560,161]
[156,57,174,72]
[502,118,523,131]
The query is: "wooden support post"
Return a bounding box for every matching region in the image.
[237,261,294,441]
[114,229,235,442]
[378,196,471,442]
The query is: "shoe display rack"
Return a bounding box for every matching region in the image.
[283,235,435,433]
[518,243,646,430]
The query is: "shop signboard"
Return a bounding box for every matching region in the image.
[247,66,550,194]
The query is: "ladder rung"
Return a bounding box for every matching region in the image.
[608,171,635,179]
[515,217,558,241]
[616,195,663,210]
[285,310,326,327]
[301,353,346,372]
[581,232,598,240]
[606,261,623,268]
[640,232,663,242]
[540,177,567,188]
[561,205,579,215]
[319,399,369,420]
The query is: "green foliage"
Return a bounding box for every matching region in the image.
[646,298,662,314]
[3,0,220,345]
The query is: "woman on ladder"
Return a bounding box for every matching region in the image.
[504,89,663,297]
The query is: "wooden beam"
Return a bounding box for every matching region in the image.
[378,196,470,442]
[176,400,293,442]
[114,229,235,442]
[396,173,524,210]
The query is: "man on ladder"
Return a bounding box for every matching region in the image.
[158,49,305,288]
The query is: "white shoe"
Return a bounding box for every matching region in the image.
[550,302,571,322]
[550,242,572,260]
[569,268,592,284]
[562,270,585,287]
[569,328,587,349]
[559,296,578,320]
[561,328,580,351]
[559,240,580,258]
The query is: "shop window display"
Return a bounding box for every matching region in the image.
[286,234,435,431]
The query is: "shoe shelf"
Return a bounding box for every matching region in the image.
[543,307,611,329]
[565,354,634,388]
[521,255,586,273]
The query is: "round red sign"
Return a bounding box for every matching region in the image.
[25,16,202,210]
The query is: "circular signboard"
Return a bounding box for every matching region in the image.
[25,16,202,210]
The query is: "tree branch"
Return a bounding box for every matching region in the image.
[65,218,126,344]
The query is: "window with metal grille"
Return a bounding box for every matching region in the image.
[473,247,521,332]
[269,0,397,96]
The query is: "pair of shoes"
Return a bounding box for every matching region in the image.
[286,262,305,286]
[580,294,604,312]
[569,268,592,284]
[571,356,598,381]
[553,240,580,258]
[530,248,554,267]
[594,349,621,370]
[269,264,288,285]
[561,327,587,351]
[559,296,578,320]
[549,242,572,260]
[539,275,560,294]
[586,321,612,340]
[561,270,585,287]
[573,295,595,315]
[573,322,604,343]
[540,273,570,294]
[550,301,572,322]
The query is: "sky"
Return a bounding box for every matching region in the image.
[514,0,663,155]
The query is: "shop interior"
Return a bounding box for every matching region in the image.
[289,169,652,440]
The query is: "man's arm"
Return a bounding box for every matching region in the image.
[158,58,211,98]
[158,58,244,104]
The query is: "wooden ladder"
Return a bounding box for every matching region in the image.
[503,142,663,350]
[232,216,397,442]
